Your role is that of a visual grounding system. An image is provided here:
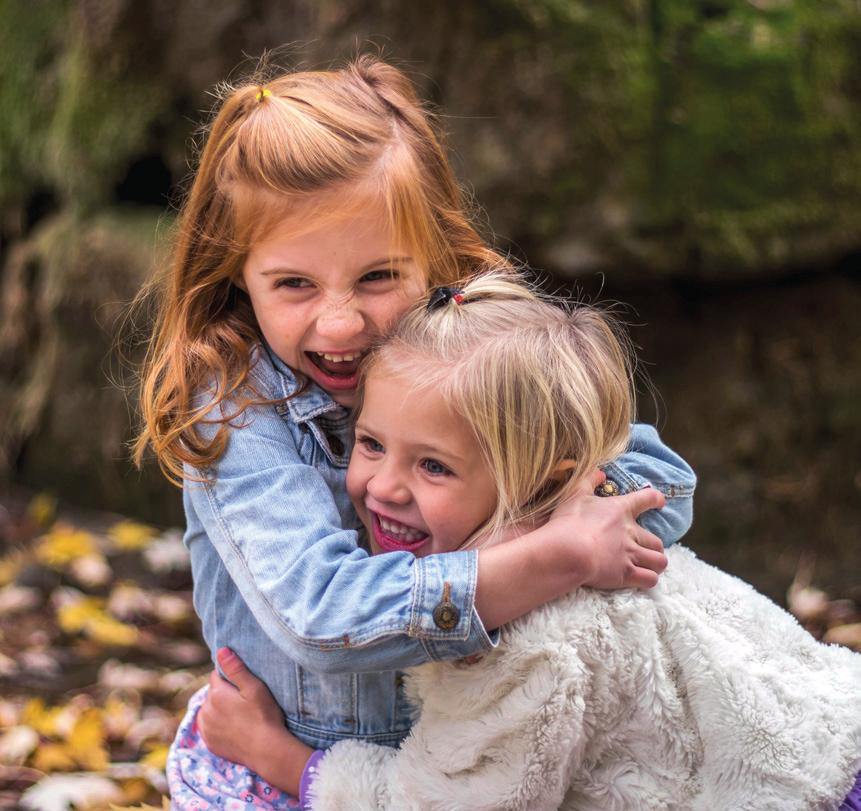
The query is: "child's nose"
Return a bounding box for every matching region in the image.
[316,303,364,341]
[367,466,411,505]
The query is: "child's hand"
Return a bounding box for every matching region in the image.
[198,648,314,795]
[548,470,668,590]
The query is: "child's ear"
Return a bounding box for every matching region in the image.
[233,274,248,293]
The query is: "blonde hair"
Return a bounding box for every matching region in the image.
[133,55,505,484]
[364,270,634,547]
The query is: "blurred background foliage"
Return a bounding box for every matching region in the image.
[0,0,859,602]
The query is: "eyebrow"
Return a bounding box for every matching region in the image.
[259,257,415,277]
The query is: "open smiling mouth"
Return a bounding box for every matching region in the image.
[371,512,430,553]
[306,351,366,379]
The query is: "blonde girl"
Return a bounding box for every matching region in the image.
[201,272,861,811]
[135,56,695,807]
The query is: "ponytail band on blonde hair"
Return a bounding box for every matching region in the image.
[427,286,465,311]
[255,87,272,102]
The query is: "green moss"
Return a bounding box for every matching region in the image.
[0,1,169,214]
[46,36,169,209]
[0,0,70,208]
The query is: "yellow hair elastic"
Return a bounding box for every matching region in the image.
[255,88,272,102]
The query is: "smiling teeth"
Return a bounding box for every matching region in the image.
[316,352,362,363]
[379,517,425,541]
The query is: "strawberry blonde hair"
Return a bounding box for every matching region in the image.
[134,55,505,484]
[363,270,635,548]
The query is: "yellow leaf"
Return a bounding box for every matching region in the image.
[0,552,24,587]
[31,742,76,772]
[36,525,98,568]
[108,521,157,551]
[57,596,106,634]
[57,597,139,646]
[22,698,61,737]
[110,799,170,811]
[88,615,139,647]
[67,708,109,770]
[27,492,57,527]
[118,777,150,804]
[139,743,169,770]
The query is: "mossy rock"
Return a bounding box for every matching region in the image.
[0,207,180,524]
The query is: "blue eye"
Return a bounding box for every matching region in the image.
[358,436,384,454]
[421,459,450,476]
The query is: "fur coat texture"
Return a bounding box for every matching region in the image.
[308,546,861,811]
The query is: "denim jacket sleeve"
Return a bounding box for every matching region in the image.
[602,423,697,547]
[185,398,496,675]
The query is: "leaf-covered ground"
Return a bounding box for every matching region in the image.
[0,488,858,810]
[0,490,207,809]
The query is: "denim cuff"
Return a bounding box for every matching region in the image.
[409,550,498,659]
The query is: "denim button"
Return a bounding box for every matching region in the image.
[433,582,459,630]
[596,480,620,497]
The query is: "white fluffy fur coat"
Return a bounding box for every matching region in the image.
[309,546,861,810]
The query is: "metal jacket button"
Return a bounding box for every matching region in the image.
[432,582,459,630]
[596,480,620,497]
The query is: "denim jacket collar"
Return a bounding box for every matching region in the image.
[257,341,350,425]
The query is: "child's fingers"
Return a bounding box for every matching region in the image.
[633,546,668,575]
[588,469,607,490]
[635,530,663,554]
[628,567,660,589]
[216,647,257,694]
[623,486,666,516]
[207,669,225,693]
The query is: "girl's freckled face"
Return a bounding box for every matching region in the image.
[346,372,498,557]
[240,201,426,408]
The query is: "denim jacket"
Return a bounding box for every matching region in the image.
[183,345,696,749]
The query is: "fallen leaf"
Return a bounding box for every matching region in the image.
[18,647,62,675]
[105,761,169,794]
[107,583,153,622]
[142,531,189,574]
[31,742,77,773]
[0,585,41,616]
[0,699,22,727]
[22,698,62,736]
[124,707,177,750]
[108,521,157,551]
[21,772,123,811]
[116,776,150,804]
[98,660,160,693]
[87,614,140,647]
[102,693,142,741]
[66,708,109,771]
[152,593,190,623]
[57,595,107,634]
[35,526,98,568]
[156,670,197,694]
[56,594,139,647]
[0,552,25,587]
[139,743,169,770]
[27,493,58,528]
[0,652,19,677]
[0,726,39,765]
[53,695,95,739]
[69,554,112,588]
[110,799,170,811]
